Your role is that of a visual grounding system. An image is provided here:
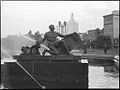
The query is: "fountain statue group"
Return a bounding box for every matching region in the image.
[20,32,83,56]
[20,40,68,56]
[21,41,41,55]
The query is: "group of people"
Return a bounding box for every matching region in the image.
[83,42,108,54]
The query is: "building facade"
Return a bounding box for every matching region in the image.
[82,28,104,42]
[103,10,119,46]
[66,13,79,34]
[87,30,98,41]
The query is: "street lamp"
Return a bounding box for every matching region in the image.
[58,21,67,35]
[58,21,61,27]
[58,21,61,33]
[64,21,66,35]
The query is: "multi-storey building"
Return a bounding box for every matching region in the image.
[103,10,119,46]
[66,13,79,34]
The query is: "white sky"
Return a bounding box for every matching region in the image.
[1,1,119,38]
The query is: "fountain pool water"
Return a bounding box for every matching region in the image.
[19,35,36,43]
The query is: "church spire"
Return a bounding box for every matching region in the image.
[70,12,75,22]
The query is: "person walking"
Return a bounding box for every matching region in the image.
[104,43,107,54]
[83,42,87,54]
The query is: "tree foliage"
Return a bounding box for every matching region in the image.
[96,28,101,36]
[95,35,112,49]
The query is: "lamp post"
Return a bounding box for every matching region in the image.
[64,21,67,35]
[58,21,67,35]
[58,21,61,33]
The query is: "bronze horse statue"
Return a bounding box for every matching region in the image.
[42,32,83,55]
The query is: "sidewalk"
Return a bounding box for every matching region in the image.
[71,48,119,56]
[71,48,119,63]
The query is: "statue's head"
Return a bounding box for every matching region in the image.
[49,24,55,31]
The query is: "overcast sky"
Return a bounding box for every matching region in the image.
[1,1,119,38]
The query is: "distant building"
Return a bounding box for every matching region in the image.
[88,30,98,41]
[82,33,89,41]
[103,10,119,46]
[55,25,59,33]
[86,28,100,41]
[100,28,104,35]
[66,13,79,34]
[82,28,103,41]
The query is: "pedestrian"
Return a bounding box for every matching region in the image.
[84,42,87,54]
[104,43,107,54]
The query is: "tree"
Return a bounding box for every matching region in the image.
[95,35,112,49]
[96,28,101,36]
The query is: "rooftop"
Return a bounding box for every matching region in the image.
[103,10,119,17]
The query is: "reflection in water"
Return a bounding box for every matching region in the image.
[89,65,119,88]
